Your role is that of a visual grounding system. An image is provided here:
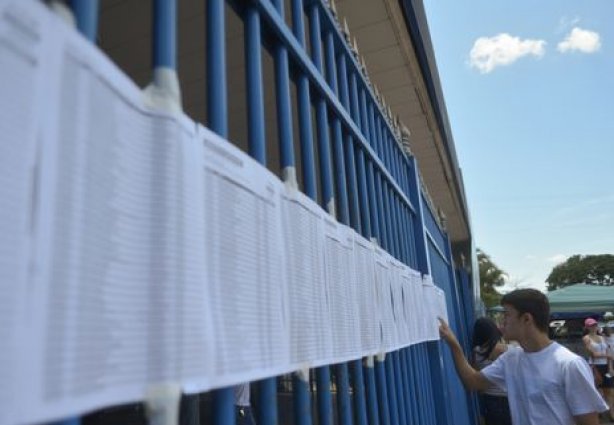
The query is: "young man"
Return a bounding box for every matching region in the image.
[439,288,607,425]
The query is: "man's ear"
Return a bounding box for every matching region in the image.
[521,312,533,326]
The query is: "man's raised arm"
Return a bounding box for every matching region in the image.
[438,318,492,392]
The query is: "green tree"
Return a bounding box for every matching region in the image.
[478,248,507,307]
[546,254,614,291]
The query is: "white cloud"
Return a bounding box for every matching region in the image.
[547,254,568,264]
[524,255,536,260]
[557,27,601,53]
[469,33,546,73]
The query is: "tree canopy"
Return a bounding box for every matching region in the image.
[478,249,507,307]
[546,254,614,291]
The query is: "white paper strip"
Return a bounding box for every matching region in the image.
[282,188,333,367]
[353,234,379,355]
[323,217,360,362]
[199,125,290,386]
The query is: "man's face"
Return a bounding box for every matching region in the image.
[502,305,523,340]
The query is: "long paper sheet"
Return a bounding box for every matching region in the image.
[199,125,290,386]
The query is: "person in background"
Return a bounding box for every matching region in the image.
[472,317,512,425]
[583,318,614,421]
[234,383,255,425]
[439,289,608,425]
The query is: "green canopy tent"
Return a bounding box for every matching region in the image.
[548,283,614,314]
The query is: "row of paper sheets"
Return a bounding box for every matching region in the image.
[0,1,448,424]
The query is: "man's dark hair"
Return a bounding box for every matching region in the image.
[501,289,550,333]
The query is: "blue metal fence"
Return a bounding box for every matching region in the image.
[48,0,478,424]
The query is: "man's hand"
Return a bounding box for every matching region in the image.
[439,318,460,347]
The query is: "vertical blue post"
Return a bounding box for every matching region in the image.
[316,367,333,425]
[362,359,380,425]
[272,0,295,181]
[152,0,176,69]
[291,0,317,199]
[392,352,407,425]
[207,0,228,137]
[362,101,380,242]
[325,32,349,224]
[337,55,360,231]
[207,1,233,423]
[324,32,354,425]
[350,360,369,425]
[376,174,389,251]
[384,355,399,425]
[374,357,391,425]
[293,373,313,425]
[368,103,380,157]
[69,0,99,42]
[257,378,278,425]
[335,363,353,425]
[349,73,370,237]
[249,2,280,423]
[245,5,266,163]
[400,349,416,424]
[309,4,334,212]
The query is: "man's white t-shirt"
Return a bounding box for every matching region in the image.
[481,342,607,425]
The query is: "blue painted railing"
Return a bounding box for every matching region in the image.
[48,0,479,424]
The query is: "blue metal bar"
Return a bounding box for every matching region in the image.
[375,116,385,162]
[69,0,98,42]
[384,355,399,425]
[245,6,266,163]
[325,32,349,223]
[273,37,295,173]
[293,373,313,425]
[400,349,416,425]
[393,352,407,425]
[207,1,232,422]
[316,367,333,425]
[413,346,427,425]
[350,360,369,425]
[49,418,80,425]
[324,32,338,94]
[335,363,353,425]
[359,88,369,139]
[257,379,278,425]
[374,358,391,425]
[348,72,361,132]
[291,0,317,199]
[152,0,176,69]
[355,147,371,238]
[381,185,394,257]
[348,70,370,236]
[345,135,361,233]
[368,102,380,157]
[407,157,430,274]
[336,55,359,229]
[207,0,227,136]
[376,173,389,251]
[366,162,380,242]
[309,5,334,210]
[397,199,408,264]
[388,191,400,259]
[331,120,349,223]
[363,360,380,425]
[213,387,235,425]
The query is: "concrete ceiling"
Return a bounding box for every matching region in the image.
[98,0,470,248]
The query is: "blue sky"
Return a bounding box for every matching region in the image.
[423,0,614,291]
